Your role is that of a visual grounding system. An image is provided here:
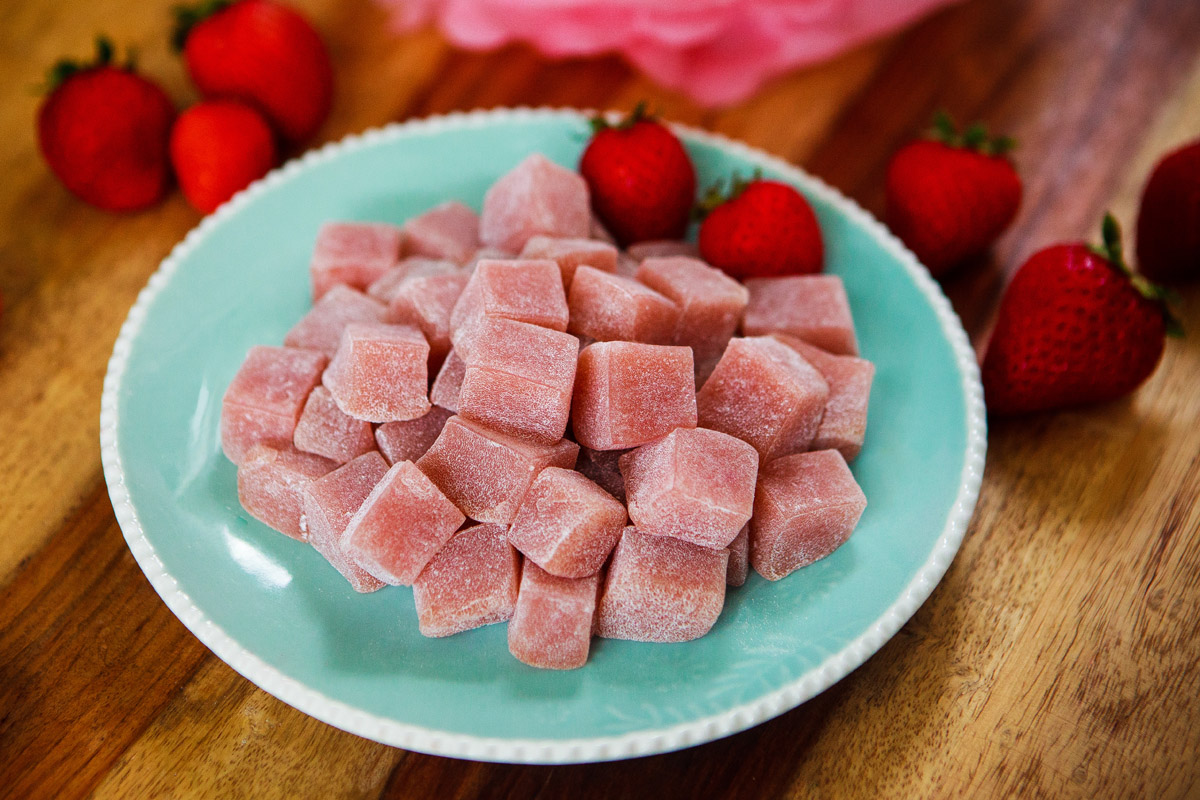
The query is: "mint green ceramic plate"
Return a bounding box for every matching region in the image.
[100,108,985,763]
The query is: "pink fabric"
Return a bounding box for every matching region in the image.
[380,0,957,106]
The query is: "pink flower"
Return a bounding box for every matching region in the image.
[379,0,958,106]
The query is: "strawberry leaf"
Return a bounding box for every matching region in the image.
[172,0,232,51]
[43,34,128,93]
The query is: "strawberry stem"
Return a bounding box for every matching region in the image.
[172,0,232,51]
[692,169,762,220]
[588,101,656,134]
[926,109,1016,157]
[1091,212,1184,337]
[44,35,129,93]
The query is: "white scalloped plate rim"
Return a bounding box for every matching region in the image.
[99,106,987,764]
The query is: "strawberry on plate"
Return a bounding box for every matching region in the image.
[982,215,1181,415]
[173,0,333,144]
[1136,138,1200,284]
[886,112,1022,277]
[37,37,176,212]
[578,103,696,247]
[171,99,277,214]
[697,173,823,279]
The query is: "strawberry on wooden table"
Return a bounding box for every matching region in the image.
[1136,138,1200,284]
[886,112,1022,277]
[37,37,176,212]
[170,99,277,213]
[982,215,1180,415]
[578,103,696,247]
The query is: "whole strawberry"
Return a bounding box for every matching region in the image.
[37,37,175,212]
[982,215,1180,415]
[1136,138,1200,283]
[886,112,1021,277]
[578,103,696,246]
[171,100,277,213]
[173,0,332,144]
[697,174,823,279]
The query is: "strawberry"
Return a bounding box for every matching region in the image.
[886,112,1022,277]
[37,37,176,212]
[697,174,823,279]
[173,0,332,144]
[982,215,1180,415]
[578,103,696,246]
[1136,139,1200,283]
[170,100,277,213]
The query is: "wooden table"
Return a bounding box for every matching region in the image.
[3,0,1199,796]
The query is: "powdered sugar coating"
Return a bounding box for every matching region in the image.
[430,349,465,412]
[726,524,749,587]
[302,452,390,592]
[293,386,376,464]
[388,271,470,368]
[237,444,337,541]
[450,259,568,355]
[771,334,875,461]
[520,235,619,287]
[403,201,481,265]
[626,240,701,262]
[310,222,403,300]
[323,322,431,423]
[413,523,520,637]
[567,266,679,345]
[508,561,599,670]
[221,345,327,465]
[284,285,388,356]
[375,406,453,465]
[480,154,590,252]
[743,275,859,356]
[508,467,625,578]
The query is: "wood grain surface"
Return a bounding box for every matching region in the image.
[2,0,1199,797]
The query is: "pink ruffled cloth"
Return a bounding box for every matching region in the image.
[379,0,958,106]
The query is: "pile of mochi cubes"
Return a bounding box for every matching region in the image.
[222,153,873,670]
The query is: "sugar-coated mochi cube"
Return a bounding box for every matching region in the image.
[508,562,600,670]
[567,266,679,345]
[619,427,758,549]
[742,275,859,355]
[430,349,465,412]
[571,342,697,450]
[615,252,640,278]
[771,334,875,461]
[508,467,626,578]
[365,265,409,304]
[575,447,628,505]
[413,523,520,637]
[751,449,867,581]
[595,527,728,643]
[589,214,616,244]
[458,318,578,444]
[237,444,337,540]
[323,323,430,423]
[480,154,590,252]
[221,345,327,465]
[369,257,458,303]
[302,452,390,592]
[636,256,749,372]
[293,386,376,463]
[726,525,749,587]
[375,406,453,465]
[310,222,403,300]
[284,285,388,356]
[388,271,470,368]
[344,460,466,585]
[626,240,701,262]
[520,235,619,287]
[417,415,579,524]
[697,336,829,459]
[464,247,514,273]
[450,259,569,354]
[402,201,481,265]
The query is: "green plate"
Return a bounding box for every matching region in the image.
[101,108,985,763]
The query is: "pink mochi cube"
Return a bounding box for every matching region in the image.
[772,334,875,461]
[742,275,859,356]
[464,247,515,273]
[302,452,390,592]
[508,562,600,670]
[221,345,327,465]
[507,467,626,578]
[697,336,829,460]
[480,154,591,252]
[368,257,459,303]
[417,415,579,524]
[413,522,520,637]
[571,341,697,451]
[520,235,619,287]
[293,386,376,464]
[323,322,430,423]
[388,270,470,368]
[595,527,728,643]
[575,447,629,505]
[365,265,410,304]
[344,460,466,585]
[284,285,388,357]
[402,201,481,265]
[726,525,749,587]
[310,222,403,300]
[636,256,749,375]
[751,449,867,581]
[567,266,679,345]
[457,318,579,445]
[430,348,465,412]
[626,240,701,262]
[375,406,453,465]
[619,427,758,550]
[237,444,337,541]
[450,259,569,354]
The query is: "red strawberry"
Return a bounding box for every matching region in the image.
[1136,139,1200,283]
[886,112,1022,277]
[37,37,176,212]
[170,100,277,213]
[697,175,823,279]
[173,0,332,144]
[578,103,696,246]
[982,215,1180,415]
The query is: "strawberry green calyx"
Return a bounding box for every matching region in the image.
[693,169,763,220]
[588,101,657,135]
[45,35,137,92]
[929,110,1016,158]
[1092,213,1184,337]
[172,0,233,51]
